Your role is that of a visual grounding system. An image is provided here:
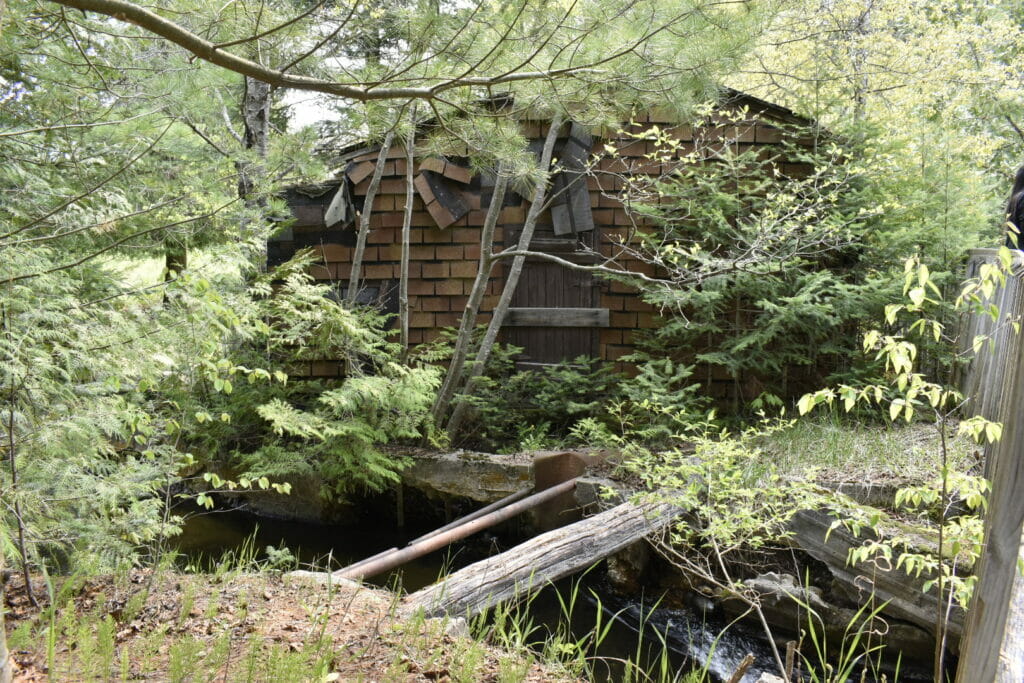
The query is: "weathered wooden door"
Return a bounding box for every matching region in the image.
[502,122,607,367]
[503,229,606,368]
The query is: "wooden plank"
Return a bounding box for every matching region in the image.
[424,171,470,218]
[505,307,609,327]
[552,129,594,236]
[528,237,587,253]
[324,183,351,228]
[405,501,678,618]
[347,161,376,185]
[957,257,1024,681]
[520,249,602,264]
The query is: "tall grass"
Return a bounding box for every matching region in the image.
[7,544,563,683]
[759,415,976,483]
[470,572,692,682]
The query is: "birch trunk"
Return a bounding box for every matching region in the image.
[399,119,415,359]
[347,130,394,304]
[445,116,563,438]
[236,76,271,259]
[237,76,269,201]
[430,170,510,424]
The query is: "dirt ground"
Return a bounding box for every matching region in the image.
[3,569,574,682]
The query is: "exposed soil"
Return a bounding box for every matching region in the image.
[3,569,576,682]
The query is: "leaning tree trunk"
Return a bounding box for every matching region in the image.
[430,170,510,424]
[399,117,416,359]
[407,500,677,618]
[347,130,394,304]
[445,116,563,438]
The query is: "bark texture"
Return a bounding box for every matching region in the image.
[399,123,415,357]
[431,171,509,423]
[0,554,11,683]
[406,500,676,618]
[445,116,563,437]
[347,130,394,303]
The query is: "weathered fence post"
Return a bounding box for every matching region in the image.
[956,257,1024,682]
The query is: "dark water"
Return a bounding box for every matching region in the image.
[523,582,781,682]
[169,496,512,590]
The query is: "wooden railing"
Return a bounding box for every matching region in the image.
[957,247,1024,681]
[957,248,1024,423]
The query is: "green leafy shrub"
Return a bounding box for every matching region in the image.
[605,114,991,405]
[165,251,441,501]
[454,355,624,451]
[0,249,194,572]
[616,355,709,443]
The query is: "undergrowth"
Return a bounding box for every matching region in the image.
[758,415,978,483]
[5,560,567,683]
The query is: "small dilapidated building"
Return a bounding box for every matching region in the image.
[271,89,819,401]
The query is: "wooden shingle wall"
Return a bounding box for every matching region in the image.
[275,99,817,399]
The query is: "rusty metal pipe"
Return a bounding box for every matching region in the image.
[335,478,578,581]
[335,546,399,576]
[406,487,534,547]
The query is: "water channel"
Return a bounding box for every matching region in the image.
[169,492,787,682]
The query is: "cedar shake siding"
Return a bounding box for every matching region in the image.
[271,91,821,400]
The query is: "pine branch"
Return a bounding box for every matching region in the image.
[50,0,606,102]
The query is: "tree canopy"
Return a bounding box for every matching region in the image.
[2,0,1024,636]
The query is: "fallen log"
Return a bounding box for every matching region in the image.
[788,508,964,648]
[406,501,679,618]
